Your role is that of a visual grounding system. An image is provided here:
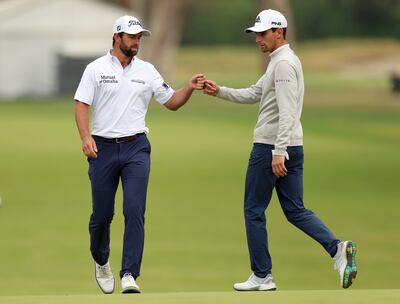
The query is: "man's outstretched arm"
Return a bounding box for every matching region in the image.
[164,74,206,111]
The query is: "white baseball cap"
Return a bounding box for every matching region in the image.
[245,9,287,33]
[113,15,151,36]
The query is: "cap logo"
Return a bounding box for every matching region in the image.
[255,15,261,23]
[117,25,121,31]
[128,20,142,27]
[271,21,282,26]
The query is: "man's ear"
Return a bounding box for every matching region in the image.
[277,28,284,38]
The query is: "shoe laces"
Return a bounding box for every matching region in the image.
[98,263,113,277]
[123,272,135,282]
[249,273,273,284]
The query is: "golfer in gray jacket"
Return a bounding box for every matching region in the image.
[203,9,357,291]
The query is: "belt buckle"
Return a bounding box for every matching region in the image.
[115,137,124,144]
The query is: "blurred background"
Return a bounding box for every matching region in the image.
[0,0,399,297]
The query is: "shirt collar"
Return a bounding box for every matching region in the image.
[106,50,118,64]
[269,44,290,59]
[106,50,135,68]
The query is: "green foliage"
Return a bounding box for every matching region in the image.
[181,0,400,44]
[291,0,400,40]
[182,0,255,45]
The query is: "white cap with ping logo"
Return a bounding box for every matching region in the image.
[113,15,151,36]
[245,9,287,33]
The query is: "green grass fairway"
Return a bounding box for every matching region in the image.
[0,41,399,298]
[1,290,400,304]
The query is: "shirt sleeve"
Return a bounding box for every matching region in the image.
[74,64,95,105]
[150,68,175,105]
[274,60,299,155]
[216,74,264,104]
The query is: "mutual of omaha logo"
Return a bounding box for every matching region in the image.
[162,82,170,90]
[99,75,118,84]
[255,15,261,23]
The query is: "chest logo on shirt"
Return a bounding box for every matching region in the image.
[275,79,290,83]
[131,79,146,84]
[99,75,118,84]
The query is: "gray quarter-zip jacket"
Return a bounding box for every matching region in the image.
[217,44,304,155]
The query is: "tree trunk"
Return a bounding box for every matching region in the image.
[141,0,188,80]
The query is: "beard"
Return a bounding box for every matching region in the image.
[119,41,138,58]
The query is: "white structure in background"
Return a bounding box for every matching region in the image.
[0,0,131,97]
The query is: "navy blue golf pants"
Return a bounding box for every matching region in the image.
[88,134,150,279]
[244,143,339,278]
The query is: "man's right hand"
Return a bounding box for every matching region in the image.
[203,79,220,96]
[82,136,98,158]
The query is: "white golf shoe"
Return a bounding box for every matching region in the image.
[94,261,115,294]
[233,273,277,291]
[121,273,141,293]
[333,240,357,288]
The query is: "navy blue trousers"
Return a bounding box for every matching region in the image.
[88,134,150,279]
[244,143,339,278]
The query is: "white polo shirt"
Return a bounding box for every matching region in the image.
[74,51,175,138]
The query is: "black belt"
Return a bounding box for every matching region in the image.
[93,133,144,144]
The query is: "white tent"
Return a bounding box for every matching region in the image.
[0,0,131,97]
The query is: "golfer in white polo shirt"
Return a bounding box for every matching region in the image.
[204,9,357,291]
[74,15,205,294]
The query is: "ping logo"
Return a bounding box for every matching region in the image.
[271,21,282,26]
[128,20,142,27]
[255,15,261,23]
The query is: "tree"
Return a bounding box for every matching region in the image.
[141,0,188,79]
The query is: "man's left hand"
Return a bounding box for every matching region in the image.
[189,74,206,90]
[272,155,288,178]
